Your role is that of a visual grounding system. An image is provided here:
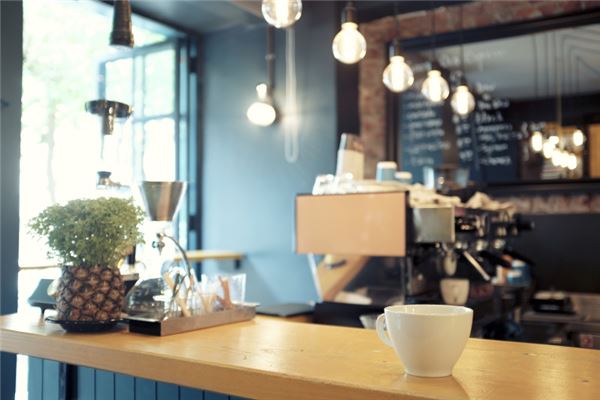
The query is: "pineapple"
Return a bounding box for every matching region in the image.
[56,265,125,321]
[29,197,144,327]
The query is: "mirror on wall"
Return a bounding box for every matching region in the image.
[394,22,600,184]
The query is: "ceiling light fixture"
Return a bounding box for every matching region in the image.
[421,8,449,103]
[110,0,134,48]
[559,150,570,168]
[530,130,544,153]
[550,31,569,171]
[451,83,475,116]
[567,153,578,170]
[572,128,585,147]
[422,64,449,103]
[247,27,277,127]
[551,149,562,167]
[247,84,276,126]
[332,2,367,64]
[261,0,302,29]
[450,6,475,116]
[382,2,413,93]
[542,141,555,159]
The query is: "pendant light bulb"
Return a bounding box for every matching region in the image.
[551,149,562,167]
[451,85,475,116]
[560,151,570,168]
[421,69,449,103]
[572,129,585,147]
[383,56,414,93]
[548,135,560,146]
[542,141,555,159]
[530,131,544,153]
[451,7,473,116]
[332,3,366,64]
[567,153,578,170]
[332,22,366,64]
[261,0,302,29]
[383,40,414,92]
[247,83,276,127]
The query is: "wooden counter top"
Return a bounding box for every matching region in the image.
[176,250,244,262]
[1,314,598,400]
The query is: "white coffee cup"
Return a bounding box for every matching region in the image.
[376,161,398,181]
[376,304,473,377]
[440,278,470,306]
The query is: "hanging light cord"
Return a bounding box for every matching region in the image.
[555,31,562,133]
[284,27,300,163]
[394,2,400,39]
[347,1,355,15]
[266,27,275,92]
[459,5,465,75]
[458,5,481,172]
[430,3,436,62]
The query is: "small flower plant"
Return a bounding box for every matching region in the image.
[30,197,146,268]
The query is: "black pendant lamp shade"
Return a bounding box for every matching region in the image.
[110,0,134,48]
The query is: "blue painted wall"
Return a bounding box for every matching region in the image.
[200,3,339,306]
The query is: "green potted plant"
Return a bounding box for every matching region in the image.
[30,197,145,329]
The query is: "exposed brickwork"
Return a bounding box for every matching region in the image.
[501,194,600,214]
[358,0,600,178]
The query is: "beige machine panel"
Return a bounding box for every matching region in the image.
[295,192,406,256]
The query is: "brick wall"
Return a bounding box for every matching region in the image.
[502,194,600,214]
[359,0,600,177]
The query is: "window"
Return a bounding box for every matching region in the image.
[17,1,192,398]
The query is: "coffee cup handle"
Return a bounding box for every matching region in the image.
[376,314,393,347]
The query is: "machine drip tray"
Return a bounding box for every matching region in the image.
[313,293,503,335]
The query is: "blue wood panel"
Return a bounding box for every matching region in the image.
[27,359,253,400]
[96,370,115,400]
[42,360,61,400]
[179,387,204,400]
[77,367,95,400]
[135,377,156,400]
[157,382,179,399]
[27,357,43,400]
[205,391,228,400]
[115,374,135,400]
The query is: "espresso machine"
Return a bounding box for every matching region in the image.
[295,188,534,329]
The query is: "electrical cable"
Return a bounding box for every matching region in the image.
[284,27,300,163]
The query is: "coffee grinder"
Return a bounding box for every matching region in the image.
[125,181,198,318]
[85,99,132,190]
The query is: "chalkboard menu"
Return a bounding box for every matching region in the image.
[398,79,522,183]
[398,90,447,178]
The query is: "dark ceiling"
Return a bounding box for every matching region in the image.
[355,1,470,24]
[130,0,261,34]
[128,0,470,34]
